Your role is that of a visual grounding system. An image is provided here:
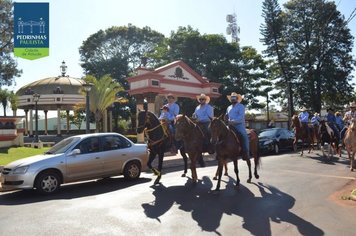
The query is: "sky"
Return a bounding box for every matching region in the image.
[2,0,356,116]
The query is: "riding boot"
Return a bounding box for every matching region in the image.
[242,152,248,161]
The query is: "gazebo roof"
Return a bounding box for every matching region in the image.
[16,76,85,96]
[16,76,86,111]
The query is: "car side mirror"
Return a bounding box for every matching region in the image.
[68,149,81,156]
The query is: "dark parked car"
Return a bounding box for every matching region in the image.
[258,128,297,154]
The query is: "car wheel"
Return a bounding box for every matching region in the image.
[35,171,61,194]
[274,143,280,154]
[124,161,141,180]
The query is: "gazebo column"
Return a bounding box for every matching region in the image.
[24,109,29,136]
[57,107,61,136]
[29,109,34,137]
[66,110,70,134]
[44,110,48,135]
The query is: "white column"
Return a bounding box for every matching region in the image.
[29,109,33,136]
[57,108,61,136]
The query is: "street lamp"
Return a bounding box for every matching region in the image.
[83,82,93,134]
[33,93,41,143]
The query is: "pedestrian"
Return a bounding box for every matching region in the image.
[225,92,249,160]
[192,93,215,155]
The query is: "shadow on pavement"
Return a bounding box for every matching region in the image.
[0,177,151,205]
[142,179,324,236]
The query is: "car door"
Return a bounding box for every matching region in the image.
[278,130,289,148]
[65,136,103,182]
[100,135,132,176]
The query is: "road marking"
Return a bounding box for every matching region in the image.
[283,169,356,180]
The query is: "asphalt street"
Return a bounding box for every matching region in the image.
[0,150,355,236]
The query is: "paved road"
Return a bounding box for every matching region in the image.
[0,151,355,236]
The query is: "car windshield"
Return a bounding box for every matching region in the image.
[45,137,81,154]
[259,129,278,138]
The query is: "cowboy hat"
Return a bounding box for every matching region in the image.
[350,102,356,108]
[160,104,169,111]
[166,93,175,100]
[227,92,243,103]
[300,107,308,111]
[314,112,320,116]
[196,93,210,104]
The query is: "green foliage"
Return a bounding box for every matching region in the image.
[0,88,11,116]
[116,118,130,134]
[125,135,137,143]
[0,0,22,86]
[261,0,355,113]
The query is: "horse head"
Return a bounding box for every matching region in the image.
[136,110,160,134]
[210,117,228,145]
[175,114,193,141]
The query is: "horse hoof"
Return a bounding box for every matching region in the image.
[181,173,186,177]
[247,179,251,183]
[213,177,218,180]
[224,173,228,176]
[255,174,260,179]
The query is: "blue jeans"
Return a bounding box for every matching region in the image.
[233,124,249,158]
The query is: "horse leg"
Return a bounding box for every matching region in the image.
[350,152,355,171]
[147,151,159,175]
[180,148,188,177]
[190,152,198,183]
[245,158,252,183]
[214,159,224,191]
[224,162,228,176]
[253,152,260,180]
[153,151,164,185]
[233,159,240,189]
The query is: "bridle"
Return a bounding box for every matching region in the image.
[138,111,169,147]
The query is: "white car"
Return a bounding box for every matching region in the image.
[0,133,148,194]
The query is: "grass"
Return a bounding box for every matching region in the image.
[0,147,50,166]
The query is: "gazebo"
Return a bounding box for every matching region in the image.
[16,62,87,136]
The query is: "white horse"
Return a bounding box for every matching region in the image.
[344,118,356,171]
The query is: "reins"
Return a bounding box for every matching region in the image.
[139,111,169,147]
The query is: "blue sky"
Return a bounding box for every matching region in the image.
[3,0,356,116]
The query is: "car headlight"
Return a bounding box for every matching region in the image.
[263,140,273,145]
[13,166,29,174]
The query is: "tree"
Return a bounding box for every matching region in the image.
[0,0,22,86]
[83,74,125,132]
[0,88,11,116]
[8,91,18,116]
[261,0,355,113]
[60,110,85,130]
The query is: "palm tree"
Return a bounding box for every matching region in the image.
[83,74,125,132]
[9,91,18,116]
[0,88,11,116]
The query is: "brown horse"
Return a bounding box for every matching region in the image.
[344,118,356,171]
[175,114,205,183]
[210,117,261,191]
[291,115,313,156]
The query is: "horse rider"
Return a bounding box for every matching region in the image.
[298,107,310,136]
[225,92,250,160]
[159,105,175,153]
[335,111,344,131]
[311,112,321,126]
[163,93,180,153]
[341,102,356,141]
[325,107,341,145]
[192,93,215,155]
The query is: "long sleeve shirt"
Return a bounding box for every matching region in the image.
[159,111,173,121]
[298,111,309,123]
[226,103,245,127]
[193,104,214,123]
[167,102,179,121]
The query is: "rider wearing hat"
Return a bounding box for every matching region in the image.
[192,93,215,155]
[341,102,356,141]
[298,107,310,136]
[326,107,341,144]
[225,92,249,160]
